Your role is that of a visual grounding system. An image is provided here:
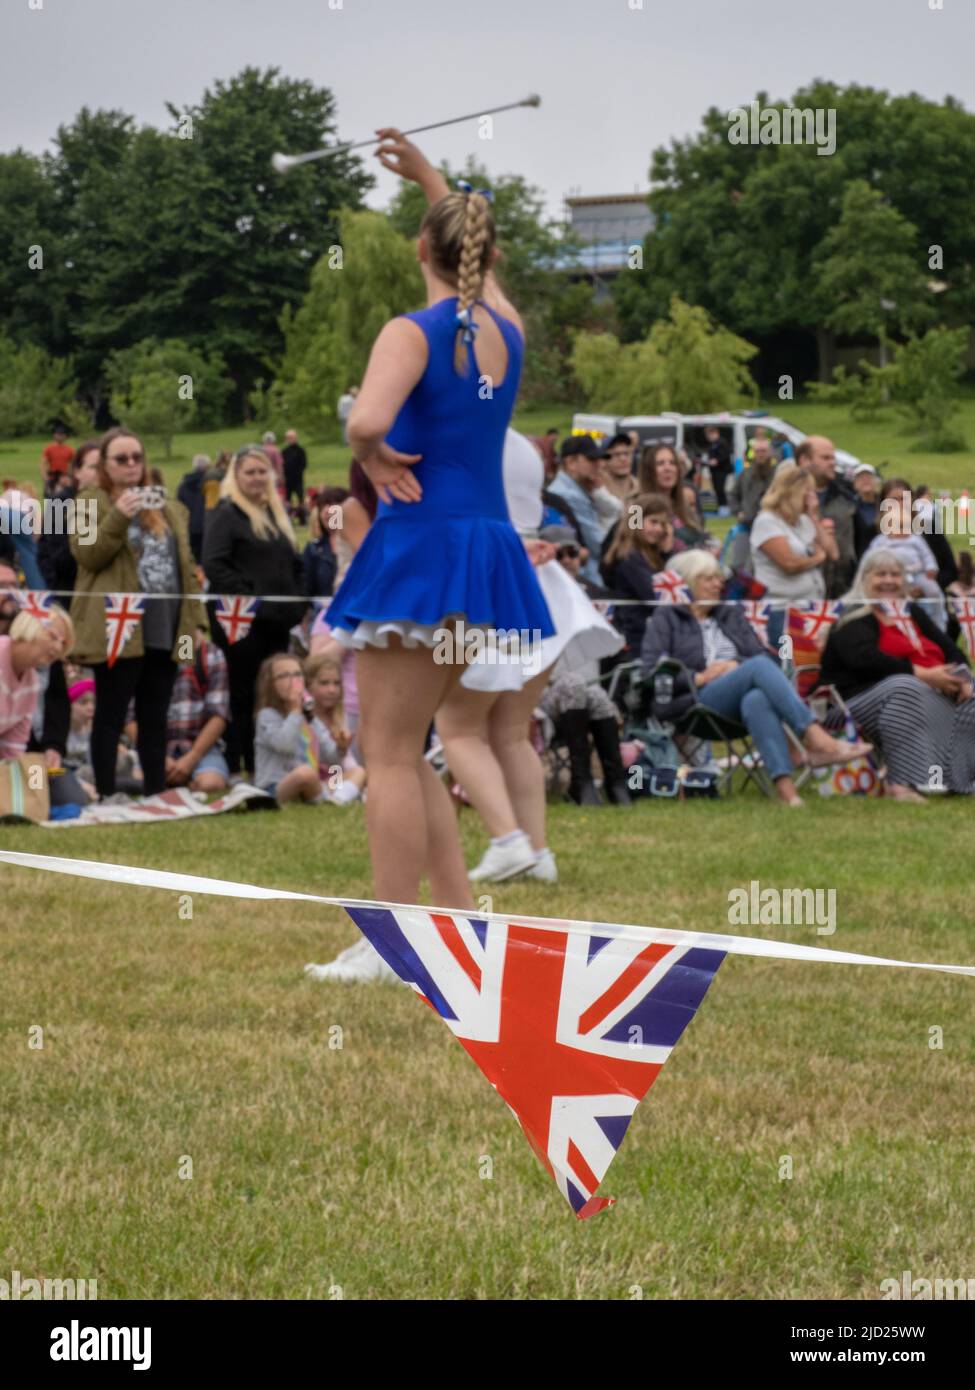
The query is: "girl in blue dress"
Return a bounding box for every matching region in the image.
[326,129,554,912]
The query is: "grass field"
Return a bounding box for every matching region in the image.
[1,795,972,1300]
[3,395,975,499]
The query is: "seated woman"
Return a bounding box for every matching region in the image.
[640,549,871,806]
[600,492,677,654]
[821,548,974,802]
[0,605,75,800]
[749,461,836,649]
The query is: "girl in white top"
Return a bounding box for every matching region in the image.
[749,462,837,605]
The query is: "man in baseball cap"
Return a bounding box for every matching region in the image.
[547,436,615,584]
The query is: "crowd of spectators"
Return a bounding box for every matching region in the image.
[1,421,973,819]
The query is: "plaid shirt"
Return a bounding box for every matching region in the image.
[165,640,230,758]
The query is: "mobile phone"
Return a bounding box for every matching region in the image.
[132,485,166,509]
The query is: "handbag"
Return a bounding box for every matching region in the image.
[0,753,51,822]
[813,714,880,798]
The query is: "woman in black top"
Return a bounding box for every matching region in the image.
[202,446,307,776]
[600,492,675,653]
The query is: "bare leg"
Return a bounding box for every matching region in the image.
[356,636,472,908]
[487,665,552,851]
[418,758,476,907]
[275,764,322,804]
[435,684,516,839]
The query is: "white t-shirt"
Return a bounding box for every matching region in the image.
[749,511,825,603]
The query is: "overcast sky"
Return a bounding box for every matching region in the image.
[3,0,973,219]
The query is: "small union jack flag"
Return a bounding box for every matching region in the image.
[104,592,145,667]
[213,595,259,644]
[652,569,692,605]
[343,905,725,1217]
[877,599,922,648]
[17,590,55,623]
[792,600,841,641]
[742,599,773,641]
[951,596,975,655]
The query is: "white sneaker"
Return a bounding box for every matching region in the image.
[304,937,403,985]
[468,831,539,882]
[526,848,558,883]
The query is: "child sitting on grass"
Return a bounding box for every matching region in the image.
[304,652,365,804]
[253,652,326,805]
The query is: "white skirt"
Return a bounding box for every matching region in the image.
[460,559,623,692]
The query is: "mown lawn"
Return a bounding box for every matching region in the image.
[1,794,972,1300]
[3,395,975,499]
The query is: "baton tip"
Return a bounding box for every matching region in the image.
[523,93,542,108]
[271,152,294,174]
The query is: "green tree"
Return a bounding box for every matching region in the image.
[616,83,975,375]
[892,327,968,450]
[813,181,933,368]
[270,209,423,437]
[106,338,234,456]
[571,296,757,415]
[0,152,71,357]
[0,336,80,437]
[40,71,373,409]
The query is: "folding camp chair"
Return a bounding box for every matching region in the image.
[642,658,774,797]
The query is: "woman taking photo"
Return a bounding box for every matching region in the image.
[750,461,838,648]
[641,549,870,807]
[822,549,974,801]
[202,446,307,777]
[71,427,202,799]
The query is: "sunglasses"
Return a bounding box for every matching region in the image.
[557,544,581,559]
[234,445,270,463]
[108,452,144,465]
[274,670,304,682]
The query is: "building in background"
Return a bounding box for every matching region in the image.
[553,192,654,296]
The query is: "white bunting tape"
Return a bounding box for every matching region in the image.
[2,849,973,978]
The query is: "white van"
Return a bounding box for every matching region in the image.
[570,410,862,478]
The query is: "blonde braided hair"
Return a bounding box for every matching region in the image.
[420,189,496,375]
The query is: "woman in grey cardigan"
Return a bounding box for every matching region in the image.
[640,550,870,806]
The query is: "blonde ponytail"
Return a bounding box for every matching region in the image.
[453,192,491,373]
[419,186,497,376]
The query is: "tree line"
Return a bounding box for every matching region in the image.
[1,74,972,444]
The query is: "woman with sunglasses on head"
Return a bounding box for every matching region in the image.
[70,427,203,799]
[202,446,308,778]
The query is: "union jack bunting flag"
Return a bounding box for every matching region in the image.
[792,600,842,641]
[951,596,975,654]
[104,593,146,667]
[877,599,922,647]
[344,905,725,1217]
[652,569,692,605]
[17,590,56,623]
[741,599,773,641]
[213,595,259,644]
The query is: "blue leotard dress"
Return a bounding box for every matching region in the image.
[326,297,555,648]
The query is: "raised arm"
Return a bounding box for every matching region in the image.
[374,128,523,333]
